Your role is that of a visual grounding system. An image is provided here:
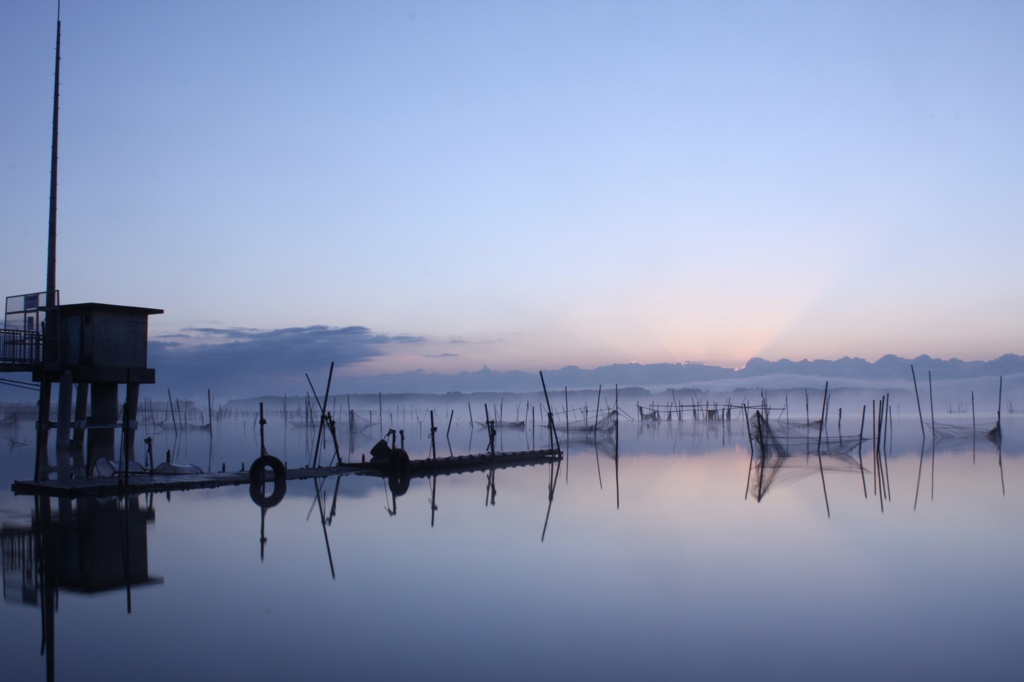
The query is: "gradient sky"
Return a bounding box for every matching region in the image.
[3,1,1022,378]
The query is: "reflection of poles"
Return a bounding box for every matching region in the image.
[998,434,1005,497]
[121,496,133,613]
[35,496,57,682]
[259,505,268,561]
[485,468,497,506]
[913,439,926,511]
[383,477,396,516]
[313,477,336,578]
[541,458,560,542]
[328,475,342,523]
[430,473,439,526]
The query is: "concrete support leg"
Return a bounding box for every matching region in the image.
[34,380,52,481]
[125,383,140,462]
[55,371,73,478]
[72,381,88,452]
[86,382,118,474]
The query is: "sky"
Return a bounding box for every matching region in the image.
[2,0,1023,384]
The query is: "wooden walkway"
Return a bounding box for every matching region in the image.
[10,448,562,498]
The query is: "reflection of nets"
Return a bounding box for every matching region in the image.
[929,420,1001,443]
[348,410,375,431]
[747,412,865,501]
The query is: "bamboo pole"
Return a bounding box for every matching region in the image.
[743,405,754,500]
[929,372,936,501]
[881,394,892,501]
[857,405,867,498]
[911,365,926,441]
[815,383,831,518]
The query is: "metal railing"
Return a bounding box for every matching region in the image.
[0,328,43,367]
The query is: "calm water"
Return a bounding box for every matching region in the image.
[2,405,1022,681]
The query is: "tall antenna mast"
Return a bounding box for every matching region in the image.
[46,1,61,313]
[36,1,61,481]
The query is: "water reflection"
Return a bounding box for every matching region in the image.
[2,410,1022,681]
[2,495,159,682]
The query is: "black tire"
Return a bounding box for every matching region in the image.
[249,455,287,508]
[388,448,411,497]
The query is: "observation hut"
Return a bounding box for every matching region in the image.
[2,296,162,479]
[1,10,162,480]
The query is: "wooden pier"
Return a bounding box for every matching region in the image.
[10,448,562,498]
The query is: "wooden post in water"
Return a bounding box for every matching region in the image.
[538,371,560,452]
[996,376,1003,440]
[614,384,620,509]
[971,391,976,464]
[815,383,831,518]
[911,365,926,441]
[928,372,936,501]
[881,394,892,501]
[743,405,754,500]
[837,407,843,448]
[755,411,767,502]
[857,405,867,498]
[564,387,570,483]
[816,382,828,455]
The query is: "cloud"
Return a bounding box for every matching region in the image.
[149,325,424,398]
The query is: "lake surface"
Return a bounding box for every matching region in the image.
[2,402,1022,681]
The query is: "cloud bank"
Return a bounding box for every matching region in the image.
[149,325,423,398]
[146,325,1024,405]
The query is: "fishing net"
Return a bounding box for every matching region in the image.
[929,420,1001,443]
[746,411,866,502]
